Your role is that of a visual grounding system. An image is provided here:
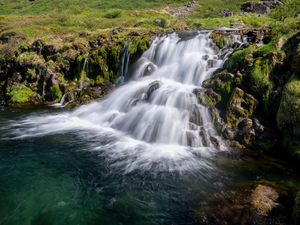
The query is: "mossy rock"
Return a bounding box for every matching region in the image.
[7,84,34,104]
[247,58,273,107]
[277,78,300,137]
[224,45,257,71]
[17,52,45,68]
[226,87,258,128]
[50,83,63,103]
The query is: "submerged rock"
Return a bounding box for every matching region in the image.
[251,184,279,216]
[195,181,293,225]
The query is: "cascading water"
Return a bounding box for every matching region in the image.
[6,31,240,172]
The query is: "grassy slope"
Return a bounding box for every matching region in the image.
[0,0,299,40]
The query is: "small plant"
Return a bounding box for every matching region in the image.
[103,9,123,19]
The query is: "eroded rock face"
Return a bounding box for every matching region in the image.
[226,88,257,128]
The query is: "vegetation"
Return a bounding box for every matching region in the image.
[0,0,298,40]
[8,84,34,104]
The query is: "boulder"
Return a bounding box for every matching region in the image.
[241,2,271,14]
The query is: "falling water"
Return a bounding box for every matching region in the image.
[7,31,240,172]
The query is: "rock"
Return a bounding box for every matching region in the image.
[146,81,160,98]
[221,9,233,17]
[207,59,217,68]
[226,87,258,128]
[251,184,279,216]
[253,118,264,133]
[154,19,165,27]
[190,105,203,126]
[143,63,156,76]
[262,0,283,9]
[203,89,222,106]
[241,2,271,15]
[295,12,300,18]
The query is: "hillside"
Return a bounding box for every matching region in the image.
[0,0,298,39]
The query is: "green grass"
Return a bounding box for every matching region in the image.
[0,0,299,40]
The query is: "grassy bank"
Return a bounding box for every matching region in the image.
[0,0,299,40]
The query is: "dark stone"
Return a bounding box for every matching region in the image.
[221,9,233,17]
[241,2,271,14]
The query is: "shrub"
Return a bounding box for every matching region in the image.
[103,9,123,19]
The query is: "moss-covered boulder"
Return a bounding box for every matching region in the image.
[277,78,300,137]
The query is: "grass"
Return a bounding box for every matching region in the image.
[0,0,299,40]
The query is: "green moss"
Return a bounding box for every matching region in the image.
[248,59,273,108]
[50,83,63,103]
[95,75,105,85]
[128,35,150,56]
[253,43,279,58]
[103,9,123,19]
[224,45,257,70]
[8,84,34,103]
[17,52,45,68]
[277,78,300,137]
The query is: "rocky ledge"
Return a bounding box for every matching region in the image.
[0,29,154,108]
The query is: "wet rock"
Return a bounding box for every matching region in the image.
[241,2,271,15]
[210,136,220,148]
[190,105,203,126]
[251,184,279,216]
[143,63,156,76]
[203,89,222,107]
[195,182,292,225]
[207,59,217,68]
[226,88,258,128]
[146,80,158,92]
[253,118,264,133]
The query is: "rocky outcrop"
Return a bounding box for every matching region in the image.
[201,30,300,153]
[0,30,152,107]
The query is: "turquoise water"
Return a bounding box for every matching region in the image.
[0,106,299,225]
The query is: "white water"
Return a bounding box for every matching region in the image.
[7,32,239,172]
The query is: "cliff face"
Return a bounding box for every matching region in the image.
[0,30,152,107]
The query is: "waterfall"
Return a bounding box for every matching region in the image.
[51,94,67,108]
[116,45,130,85]
[8,31,241,172]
